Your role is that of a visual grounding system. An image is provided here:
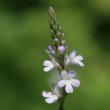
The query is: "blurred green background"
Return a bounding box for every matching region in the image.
[0,0,110,110]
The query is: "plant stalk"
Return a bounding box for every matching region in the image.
[58,89,67,110]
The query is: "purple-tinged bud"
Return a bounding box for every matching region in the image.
[58,45,65,54]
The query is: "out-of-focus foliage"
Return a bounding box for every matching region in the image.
[0,0,110,110]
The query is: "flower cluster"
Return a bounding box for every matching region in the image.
[42,7,84,105]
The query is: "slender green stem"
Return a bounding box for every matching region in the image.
[58,89,67,110]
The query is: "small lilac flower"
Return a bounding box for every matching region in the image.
[42,91,58,104]
[67,51,84,67]
[58,45,65,54]
[58,70,80,93]
[43,60,54,72]
[42,86,60,104]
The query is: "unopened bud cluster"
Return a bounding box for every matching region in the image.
[42,7,84,104]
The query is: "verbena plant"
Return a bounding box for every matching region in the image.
[42,6,84,110]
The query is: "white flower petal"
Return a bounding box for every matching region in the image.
[61,70,68,79]
[42,91,52,97]
[43,60,54,72]
[68,70,76,78]
[70,51,76,58]
[73,55,84,67]
[78,61,84,67]
[45,95,58,104]
[45,97,55,104]
[43,66,52,72]
[58,80,66,87]
[71,79,80,87]
[69,51,85,67]
[43,60,52,66]
[75,55,83,61]
[65,82,73,93]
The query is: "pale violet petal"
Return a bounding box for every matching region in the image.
[51,95,58,101]
[43,66,52,72]
[70,79,80,87]
[73,55,84,67]
[71,51,76,58]
[45,97,55,104]
[65,81,73,93]
[45,95,58,104]
[58,80,66,87]
[75,55,83,61]
[43,62,54,72]
[68,70,76,78]
[43,60,53,66]
[42,91,52,97]
[50,63,54,69]
[78,61,84,67]
[61,70,68,79]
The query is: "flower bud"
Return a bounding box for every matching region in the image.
[59,26,62,30]
[57,32,61,36]
[62,33,64,37]
[61,40,66,45]
[53,38,59,43]
[58,45,65,54]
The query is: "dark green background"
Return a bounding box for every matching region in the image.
[0,0,110,110]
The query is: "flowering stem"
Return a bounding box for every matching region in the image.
[42,6,83,108]
[59,100,64,110]
[58,89,67,110]
[48,8,67,109]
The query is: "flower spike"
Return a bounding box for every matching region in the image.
[42,6,84,110]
